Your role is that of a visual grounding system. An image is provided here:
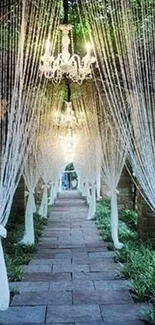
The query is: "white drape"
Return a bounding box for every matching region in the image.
[100,115,126,249]
[49,182,55,206]
[20,153,40,245]
[0,226,9,311]
[38,184,48,219]
[87,183,96,220]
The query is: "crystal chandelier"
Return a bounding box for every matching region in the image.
[39,24,96,84]
[52,101,85,128]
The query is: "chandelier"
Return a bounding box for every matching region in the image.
[39,24,96,84]
[52,101,85,128]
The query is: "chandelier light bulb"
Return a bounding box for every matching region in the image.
[45,37,51,54]
[85,42,91,54]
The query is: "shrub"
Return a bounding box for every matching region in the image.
[3,211,48,281]
[141,306,155,324]
[121,209,137,230]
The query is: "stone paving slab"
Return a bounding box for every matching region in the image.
[23,272,71,282]
[39,237,58,242]
[52,264,90,273]
[46,305,102,323]
[90,261,121,272]
[37,241,59,247]
[3,323,75,325]
[88,252,116,258]
[75,323,104,325]
[11,291,72,306]
[86,243,105,248]
[33,251,56,259]
[55,253,88,259]
[58,243,86,249]
[75,320,144,325]
[0,306,46,324]
[70,231,83,235]
[100,303,148,322]
[22,265,52,273]
[72,271,121,281]
[52,261,73,267]
[45,249,72,254]
[37,243,58,249]
[94,280,130,290]
[70,247,108,253]
[29,259,56,265]
[73,290,133,305]
[72,258,115,265]
[30,258,73,265]
[49,280,95,291]
[9,282,49,293]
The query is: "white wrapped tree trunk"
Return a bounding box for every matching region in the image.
[96,172,101,201]
[54,180,59,200]
[0,226,9,310]
[77,176,81,192]
[109,190,124,249]
[20,191,36,245]
[82,180,87,197]
[86,181,91,204]
[52,182,56,201]
[58,178,62,193]
[49,182,54,206]
[87,183,96,220]
[38,184,48,218]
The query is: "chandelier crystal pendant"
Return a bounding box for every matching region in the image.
[39,24,96,84]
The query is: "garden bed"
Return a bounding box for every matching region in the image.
[95,200,155,325]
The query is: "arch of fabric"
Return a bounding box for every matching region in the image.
[2,0,155,312]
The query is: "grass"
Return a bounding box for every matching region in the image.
[95,200,155,324]
[3,212,48,282]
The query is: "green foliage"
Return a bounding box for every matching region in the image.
[95,200,111,241]
[96,200,138,243]
[130,277,149,302]
[141,306,155,324]
[3,211,48,281]
[118,222,138,242]
[34,213,48,243]
[121,209,137,230]
[5,255,23,282]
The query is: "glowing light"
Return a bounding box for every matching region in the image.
[59,128,79,161]
[45,37,51,54]
[52,101,85,129]
[85,42,91,54]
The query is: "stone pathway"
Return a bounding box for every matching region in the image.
[1,191,146,324]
